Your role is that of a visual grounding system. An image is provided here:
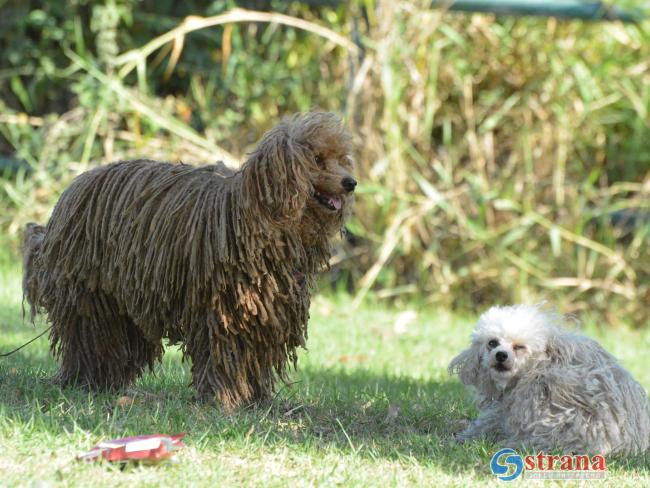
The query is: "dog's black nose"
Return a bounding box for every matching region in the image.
[495,351,508,363]
[341,177,357,193]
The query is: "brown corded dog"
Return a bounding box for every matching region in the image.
[22,112,356,410]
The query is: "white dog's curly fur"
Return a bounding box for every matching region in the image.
[449,304,650,455]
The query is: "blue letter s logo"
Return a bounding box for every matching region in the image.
[490,448,523,481]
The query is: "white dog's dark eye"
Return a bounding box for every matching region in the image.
[514,344,526,351]
[488,339,499,348]
[315,155,325,168]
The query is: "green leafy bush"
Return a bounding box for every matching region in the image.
[1,0,648,324]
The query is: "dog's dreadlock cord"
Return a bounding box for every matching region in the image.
[0,326,52,357]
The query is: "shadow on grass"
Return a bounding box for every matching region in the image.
[1,333,649,477]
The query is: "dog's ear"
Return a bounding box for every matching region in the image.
[449,343,499,400]
[241,122,312,225]
[449,344,481,387]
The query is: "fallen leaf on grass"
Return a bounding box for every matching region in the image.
[116,396,136,408]
[338,354,368,364]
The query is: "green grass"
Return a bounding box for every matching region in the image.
[0,250,649,487]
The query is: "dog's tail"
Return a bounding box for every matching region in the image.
[22,223,46,322]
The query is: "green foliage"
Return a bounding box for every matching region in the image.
[0,0,649,323]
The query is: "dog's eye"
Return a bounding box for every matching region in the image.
[488,339,499,348]
[314,155,325,168]
[514,344,526,351]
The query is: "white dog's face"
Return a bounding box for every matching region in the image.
[479,333,537,390]
[470,305,558,391]
[449,305,565,395]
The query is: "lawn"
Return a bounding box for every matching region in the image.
[0,247,648,487]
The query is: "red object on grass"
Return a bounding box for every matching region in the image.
[78,433,186,463]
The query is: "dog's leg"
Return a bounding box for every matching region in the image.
[185,314,275,411]
[50,285,162,390]
[455,405,505,443]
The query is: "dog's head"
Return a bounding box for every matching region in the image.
[449,304,563,396]
[241,112,355,240]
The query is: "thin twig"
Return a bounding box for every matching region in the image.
[115,8,359,80]
[351,201,437,310]
[0,114,45,127]
[541,277,635,299]
[529,212,634,279]
[65,49,239,167]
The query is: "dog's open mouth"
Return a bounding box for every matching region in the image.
[493,364,511,373]
[313,190,343,211]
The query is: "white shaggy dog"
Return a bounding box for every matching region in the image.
[449,304,650,455]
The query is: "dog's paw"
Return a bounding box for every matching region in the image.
[454,431,473,444]
[449,418,474,443]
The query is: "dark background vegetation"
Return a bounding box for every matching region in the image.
[1,0,648,324]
